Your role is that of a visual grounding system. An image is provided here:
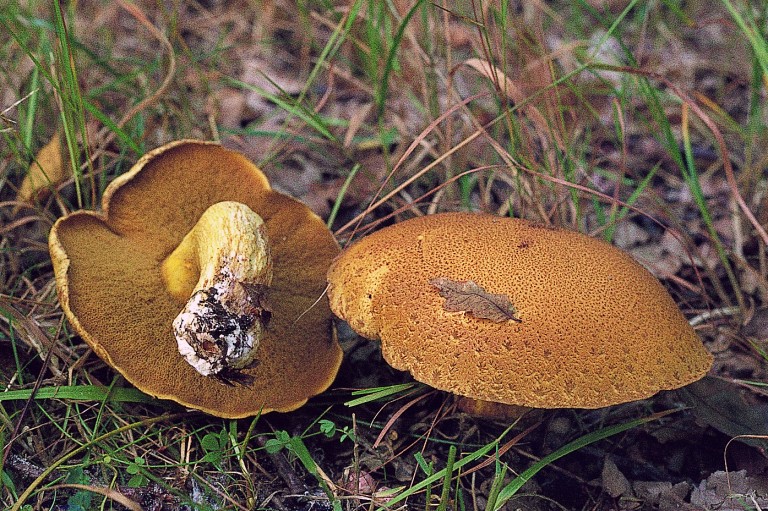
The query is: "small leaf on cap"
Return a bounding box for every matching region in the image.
[430,277,521,323]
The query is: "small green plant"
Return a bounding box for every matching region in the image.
[318,419,356,443]
[264,430,292,454]
[199,429,230,469]
[261,429,342,510]
[125,456,149,487]
[64,466,92,511]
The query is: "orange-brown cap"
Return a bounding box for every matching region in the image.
[49,140,342,417]
[327,212,713,409]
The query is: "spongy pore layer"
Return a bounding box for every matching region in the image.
[327,212,713,409]
[50,141,343,418]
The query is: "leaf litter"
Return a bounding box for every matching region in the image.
[430,277,522,323]
[1,1,767,510]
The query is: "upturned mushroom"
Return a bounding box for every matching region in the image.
[49,140,342,417]
[327,212,713,410]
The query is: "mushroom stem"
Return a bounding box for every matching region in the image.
[161,201,273,377]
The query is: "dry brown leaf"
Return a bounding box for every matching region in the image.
[690,470,768,511]
[601,457,633,499]
[462,57,565,151]
[430,277,521,323]
[743,307,768,340]
[208,87,247,131]
[464,57,527,105]
[636,481,691,511]
[48,483,142,511]
[17,131,70,203]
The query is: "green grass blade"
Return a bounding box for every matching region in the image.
[585,0,641,61]
[82,99,141,154]
[53,1,89,208]
[484,454,508,511]
[327,163,360,228]
[21,46,41,150]
[375,0,428,120]
[720,0,768,80]
[289,435,342,511]
[0,385,156,404]
[680,108,742,308]
[492,410,678,510]
[299,0,363,105]
[345,383,416,407]
[436,444,457,511]
[225,76,336,141]
[603,163,659,241]
[378,423,517,510]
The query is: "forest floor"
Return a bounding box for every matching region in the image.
[1,1,768,510]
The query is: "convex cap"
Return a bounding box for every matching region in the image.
[327,212,713,409]
[50,140,342,417]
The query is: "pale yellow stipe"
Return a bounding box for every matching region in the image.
[161,201,273,376]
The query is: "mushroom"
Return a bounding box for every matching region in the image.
[49,140,342,417]
[327,212,713,410]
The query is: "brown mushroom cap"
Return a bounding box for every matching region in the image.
[327,212,713,409]
[49,140,342,417]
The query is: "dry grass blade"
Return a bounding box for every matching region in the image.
[463,57,565,151]
[372,390,433,449]
[461,421,540,476]
[723,434,768,493]
[44,483,143,511]
[600,64,768,247]
[85,0,176,167]
[335,93,487,238]
[0,297,65,374]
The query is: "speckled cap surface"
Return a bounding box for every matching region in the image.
[49,140,343,417]
[327,212,713,409]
